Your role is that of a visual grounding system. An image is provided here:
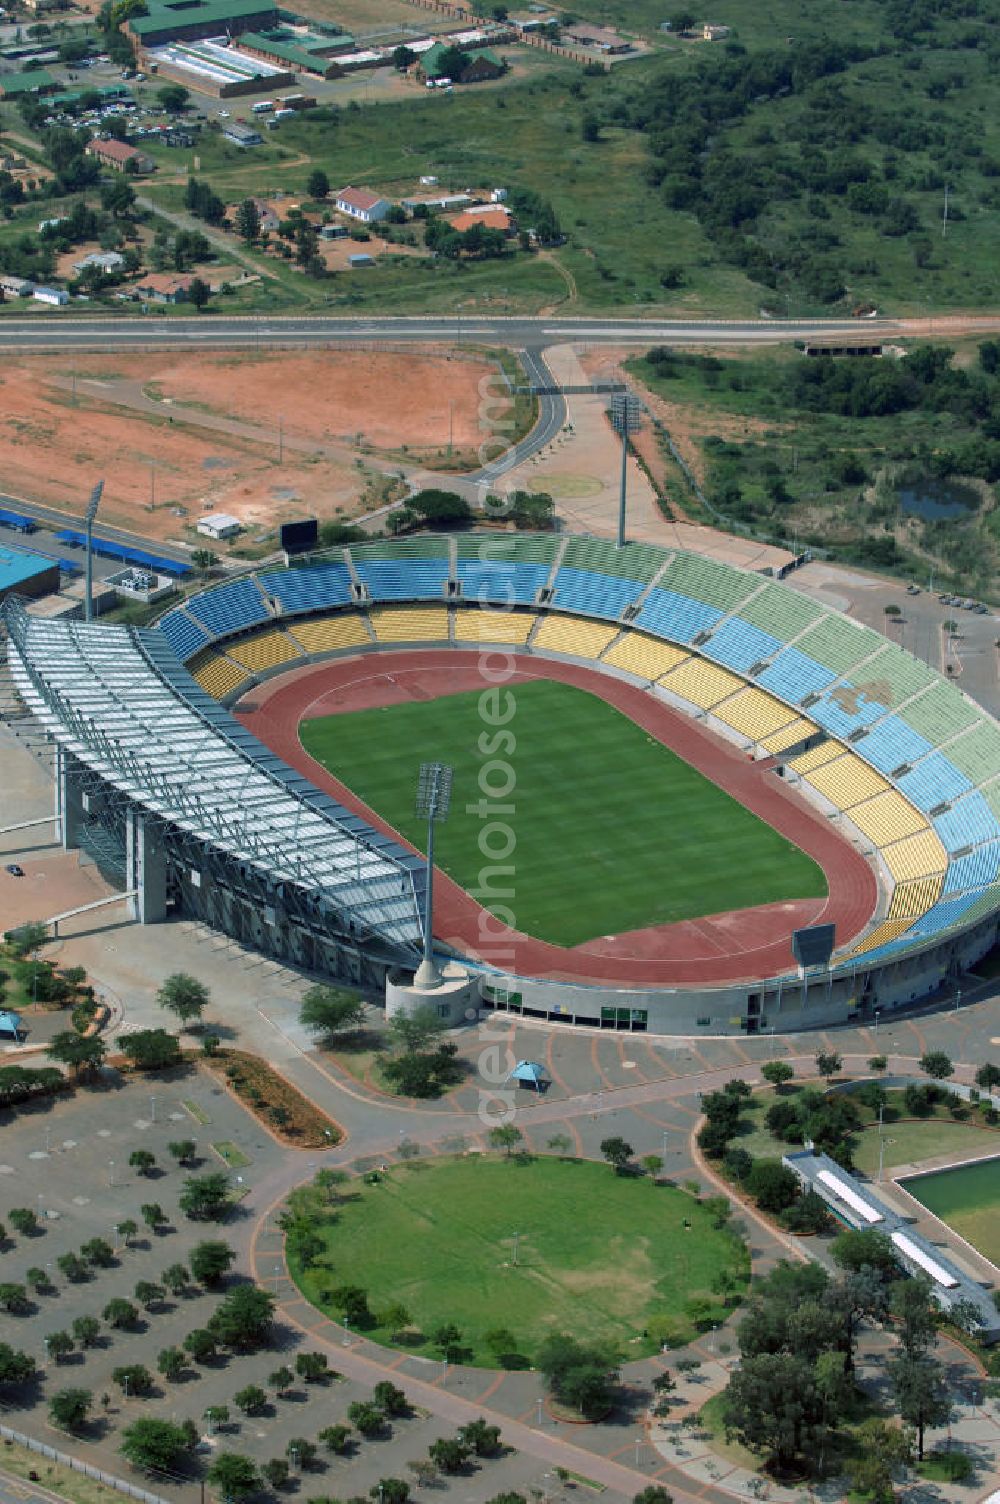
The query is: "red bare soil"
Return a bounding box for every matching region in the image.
[237,652,877,987]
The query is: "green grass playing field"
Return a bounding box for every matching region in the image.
[287,1156,749,1365]
[300,679,826,947]
[901,1156,1000,1267]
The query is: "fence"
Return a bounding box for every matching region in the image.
[0,1422,176,1504]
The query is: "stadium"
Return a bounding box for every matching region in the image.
[4,531,1000,1036]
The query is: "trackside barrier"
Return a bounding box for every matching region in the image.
[0,1422,172,1504]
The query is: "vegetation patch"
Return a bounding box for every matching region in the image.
[200,1050,341,1148]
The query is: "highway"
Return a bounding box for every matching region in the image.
[3,312,997,353]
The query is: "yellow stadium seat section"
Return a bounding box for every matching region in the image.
[881,828,948,883]
[888,875,944,921]
[289,614,372,654]
[714,687,798,742]
[190,653,251,700]
[369,606,450,642]
[601,631,689,681]
[227,629,303,673]
[848,791,928,846]
[533,614,620,659]
[453,609,534,645]
[761,717,818,754]
[660,655,744,711]
[789,740,843,775]
[849,919,914,957]
[807,753,891,809]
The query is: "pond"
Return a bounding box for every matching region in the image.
[900,1153,1000,1265]
[898,477,980,521]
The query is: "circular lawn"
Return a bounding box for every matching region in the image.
[288,1155,749,1367]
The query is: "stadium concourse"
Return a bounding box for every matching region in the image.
[4,531,1000,1037]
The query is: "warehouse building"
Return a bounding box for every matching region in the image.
[0,546,60,604]
[127,0,278,49]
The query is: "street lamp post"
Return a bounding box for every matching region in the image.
[414,762,453,990]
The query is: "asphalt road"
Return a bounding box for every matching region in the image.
[2,312,993,353]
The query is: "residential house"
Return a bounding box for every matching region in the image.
[334,186,390,223]
[702,22,730,39]
[561,21,630,51]
[0,274,34,298]
[33,286,69,305]
[72,250,125,274]
[133,272,193,304]
[85,138,153,174]
[417,41,505,83]
[222,122,262,148]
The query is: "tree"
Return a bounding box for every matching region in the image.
[0,1344,35,1387]
[348,1400,385,1438]
[233,1384,267,1415]
[0,1283,29,1313]
[234,198,261,245]
[209,1453,258,1501]
[428,1437,469,1475]
[46,1331,74,1362]
[407,489,472,529]
[845,1417,913,1501]
[207,1284,275,1352]
[129,1149,157,1177]
[141,1203,167,1233]
[157,1347,186,1382]
[135,1281,164,1310]
[120,1416,194,1473]
[331,1285,372,1328]
[976,1062,1000,1093]
[189,276,212,311]
[295,1351,330,1383]
[891,1353,949,1459]
[319,1423,352,1454]
[180,1175,230,1222]
[634,1492,673,1504]
[204,1404,230,1434]
[388,1004,444,1054]
[183,1328,217,1364]
[103,1298,138,1331]
[101,177,135,218]
[116,1219,139,1248]
[814,1051,841,1080]
[188,1239,235,1285]
[71,1316,100,1348]
[391,43,416,68]
[168,1139,198,1166]
[372,1483,409,1504]
[761,1061,795,1089]
[537,1333,619,1420]
[156,82,188,112]
[831,1228,898,1279]
[112,1364,153,1397]
[489,1124,523,1157]
[547,1133,572,1156]
[458,1417,502,1457]
[49,1387,91,1431]
[600,1136,635,1174]
[286,1438,316,1469]
[300,985,366,1044]
[920,1051,954,1079]
[868,1055,888,1072]
[162,1263,190,1297]
[81,1237,115,1268]
[722,1352,819,1470]
[307,168,329,200]
[745,1160,800,1214]
[373,1380,408,1417]
[157,973,208,1027]
[57,1253,88,1283]
[892,1276,938,1358]
[262,1458,290,1489]
[269,1366,294,1398]
[642,1154,663,1179]
[382,1302,411,1338]
[8,1208,38,1237]
[122,1030,182,1072]
[670,10,695,32]
[48,1031,105,1078]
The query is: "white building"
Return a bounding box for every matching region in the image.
[334,186,391,223]
[33,286,69,306]
[197,513,242,541]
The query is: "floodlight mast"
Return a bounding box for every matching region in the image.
[83,480,105,624]
[610,392,641,549]
[414,761,453,990]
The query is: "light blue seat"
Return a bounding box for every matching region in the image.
[849,716,933,774]
[637,588,722,644]
[186,578,270,637]
[456,560,549,606]
[702,617,781,674]
[757,647,837,703]
[258,563,353,613]
[896,753,972,813]
[934,793,1000,853]
[158,608,210,661]
[552,567,644,620]
[943,844,1000,893]
[353,560,450,601]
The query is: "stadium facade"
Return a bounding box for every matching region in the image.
[3,532,999,1036]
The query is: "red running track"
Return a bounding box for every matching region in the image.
[236,650,878,987]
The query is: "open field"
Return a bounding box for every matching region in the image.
[300,678,826,947]
[901,1156,1000,1266]
[288,1155,749,1364]
[0,348,499,539]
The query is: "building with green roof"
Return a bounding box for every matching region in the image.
[128,0,279,47]
[0,67,56,98]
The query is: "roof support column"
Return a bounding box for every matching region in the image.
[126,807,167,924]
[59,747,85,853]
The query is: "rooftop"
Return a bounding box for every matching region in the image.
[336,186,387,211]
[0,67,56,94]
[0,546,56,592]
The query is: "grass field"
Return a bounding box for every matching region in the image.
[299,679,826,946]
[901,1156,1000,1266]
[288,1156,749,1364]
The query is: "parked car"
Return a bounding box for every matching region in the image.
[5,863,24,877]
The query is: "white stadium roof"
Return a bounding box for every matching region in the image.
[5,609,423,951]
[817,1167,884,1224]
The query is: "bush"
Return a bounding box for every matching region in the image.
[745,1161,800,1214]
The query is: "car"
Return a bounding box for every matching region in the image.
[218,109,230,118]
[5,863,24,877]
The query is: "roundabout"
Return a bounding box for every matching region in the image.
[285,1153,751,1368]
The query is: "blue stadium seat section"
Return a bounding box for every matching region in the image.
[637,588,723,644]
[354,559,450,601]
[553,567,644,619]
[756,647,837,702]
[896,753,973,814]
[158,608,211,661]
[858,887,993,963]
[852,717,933,775]
[934,793,1000,853]
[258,563,353,614]
[456,560,550,605]
[943,844,1000,894]
[702,618,781,675]
[809,690,890,741]
[186,578,270,637]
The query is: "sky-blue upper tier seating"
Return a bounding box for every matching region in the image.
[702,617,782,675]
[353,559,450,601]
[637,589,722,645]
[934,793,1000,853]
[456,559,551,605]
[943,844,1000,893]
[185,578,270,638]
[552,567,644,619]
[810,689,895,741]
[756,647,837,703]
[850,716,934,775]
[258,563,353,614]
[896,752,973,814]
[158,608,211,662]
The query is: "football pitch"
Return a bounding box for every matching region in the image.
[300,679,826,947]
